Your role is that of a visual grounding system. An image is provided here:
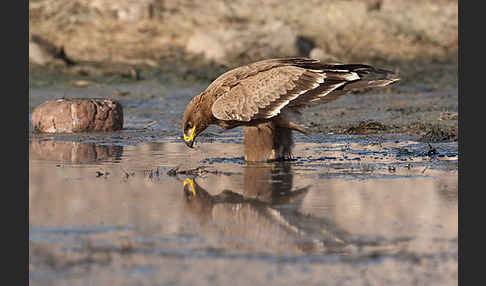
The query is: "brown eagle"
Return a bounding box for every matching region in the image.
[182,57,399,161]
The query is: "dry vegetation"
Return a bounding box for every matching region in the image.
[29,0,457,67]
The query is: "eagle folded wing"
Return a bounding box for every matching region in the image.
[211,66,353,122]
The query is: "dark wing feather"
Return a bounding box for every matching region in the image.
[286,63,398,109]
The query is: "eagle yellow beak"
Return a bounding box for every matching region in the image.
[183,126,196,148]
[183,178,196,196]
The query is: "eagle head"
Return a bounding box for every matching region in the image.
[182,94,211,148]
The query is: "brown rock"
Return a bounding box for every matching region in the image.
[29,41,58,66]
[186,21,299,64]
[29,34,76,66]
[31,98,123,133]
[309,48,338,62]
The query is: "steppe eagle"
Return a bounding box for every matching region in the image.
[182,57,398,161]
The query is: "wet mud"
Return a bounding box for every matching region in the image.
[29,73,457,285]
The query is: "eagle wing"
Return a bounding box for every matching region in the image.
[210,58,389,122]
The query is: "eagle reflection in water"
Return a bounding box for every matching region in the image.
[182,162,352,255]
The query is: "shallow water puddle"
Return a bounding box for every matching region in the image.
[30,136,457,283]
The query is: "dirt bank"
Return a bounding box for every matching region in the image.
[29,0,457,76]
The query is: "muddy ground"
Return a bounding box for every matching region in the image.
[29,58,458,142]
[29,57,457,285]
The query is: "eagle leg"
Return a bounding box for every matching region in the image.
[243,122,295,162]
